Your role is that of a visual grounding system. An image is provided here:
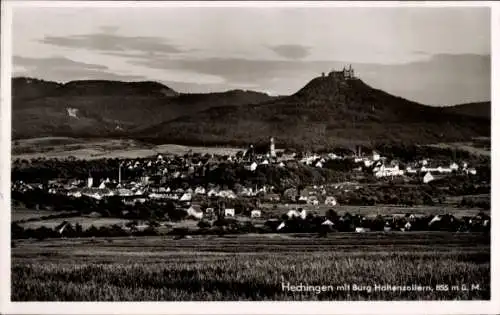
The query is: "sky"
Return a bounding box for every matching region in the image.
[12,5,491,105]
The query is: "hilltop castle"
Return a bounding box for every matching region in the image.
[322,65,355,80]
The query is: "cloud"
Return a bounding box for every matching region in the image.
[12,55,146,82]
[99,25,120,34]
[268,44,311,60]
[12,52,490,105]
[129,53,490,104]
[14,55,108,71]
[40,33,186,55]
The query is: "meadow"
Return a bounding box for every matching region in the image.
[12,137,243,160]
[11,232,490,301]
[259,203,489,219]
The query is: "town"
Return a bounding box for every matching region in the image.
[11,137,490,239]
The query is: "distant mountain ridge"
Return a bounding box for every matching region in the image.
[12,77,276,139]
[11,75,490,149]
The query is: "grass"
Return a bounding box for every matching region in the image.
[11,233,490,301]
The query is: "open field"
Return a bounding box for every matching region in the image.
[11,208,79,222]
[12,137,243,160]
[18,217,131,229]
[427,139,490,157]
[11,203,488,231]
[259,203,489,218]
[12,233,490,301]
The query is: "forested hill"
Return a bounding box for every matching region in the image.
[136,73,490,150]
[12,77,276,139]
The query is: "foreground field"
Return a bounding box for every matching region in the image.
[12,233,490,301]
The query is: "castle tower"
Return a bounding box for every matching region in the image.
[270,137,276,158]
[349,64,354,78]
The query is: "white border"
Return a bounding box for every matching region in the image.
[1,1,499,315]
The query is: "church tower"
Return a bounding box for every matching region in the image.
[87,173,93,188]
[270,137,276,158]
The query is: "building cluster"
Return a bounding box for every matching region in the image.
[12,137,479,222]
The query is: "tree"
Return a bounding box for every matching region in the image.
[326,209,339,221]
[147,220,160,228]
[198,220,212,229]
[126,220,139,232]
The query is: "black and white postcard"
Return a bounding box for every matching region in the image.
[1,1,498,314]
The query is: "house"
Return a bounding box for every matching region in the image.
[57,221,72,235]
[205,207,215,215]
[115,188,134,196]
[321,219,334,226]
[286,209,300,219]
[374,164,404,178]
[207,189,219,197]
[437,166,452,173]
[224,208,235,217]
[98,181,106,189]
[283,188,298,201]
[140,176,150,184]
[180,192,192,202]
[299,209,307,220]
[405,166,418,174]
[239,187,255,197]
[467,168,477,175]
[428,215,442,226]
[364,160,373,167]
[355,227,371,233]
[149,193,170,199]
[81,187,111,200]
[307,196,319,206]
[251,209,262,218]
[315,161,323,168]
[297,196,308,203]
[194,186,206,195]
[372,151,381,161]
[186,206,203,220]
[277,221,286,231]
[404,221,412,231]
[324,196,337,206]
[423,172,434,184]
[265,193,281,202]
[67,189,82,198]
[450,162,459,171]
[218,190,237,199]
[244,162,258,172]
